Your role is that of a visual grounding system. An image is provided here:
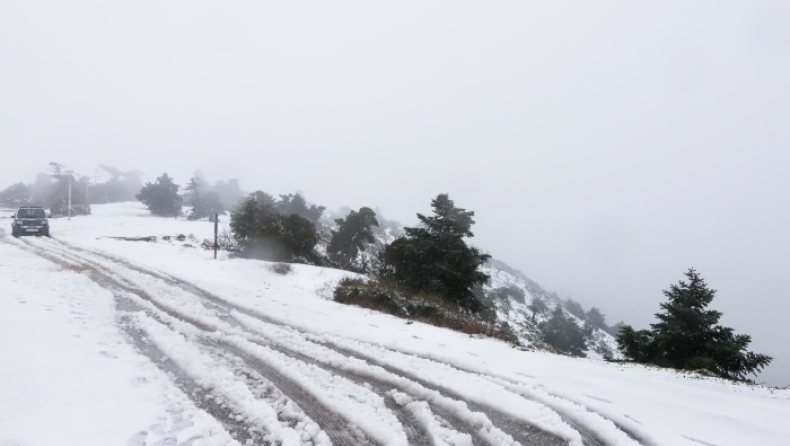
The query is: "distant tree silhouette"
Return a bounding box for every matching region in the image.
[540,306,588,356]
[0,183,30,208]
[136,174,182,217]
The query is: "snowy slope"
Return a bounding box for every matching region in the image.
[479,260,622,360]
[0,202,787,446]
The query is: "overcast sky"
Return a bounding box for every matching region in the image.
[2,1,788,386]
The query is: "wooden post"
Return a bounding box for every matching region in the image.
[213,213,218,259]
[68,174,72,221]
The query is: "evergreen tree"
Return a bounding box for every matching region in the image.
[540,306,588,356]
[617,268,773,380]
[185,176,225,221]
[327,207,379,270]
[378,194,490,312]
[488,285,526,304]
[230,191,318,262]
[276,193,325,224]
[136,174,183,217]
[563,298,585,319]
[89,166,143,204]
[201,191,225,221]
[0,183,31,208]
[585,307,608,331]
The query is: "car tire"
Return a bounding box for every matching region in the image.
[11,227,19,237]
[42,228,50,237]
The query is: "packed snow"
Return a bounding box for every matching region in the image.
[0,202,788,446]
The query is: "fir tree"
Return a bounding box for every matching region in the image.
[378,194,490,312]
[327,207,379,271]
[617,268,773,380]
[136,174,182,217]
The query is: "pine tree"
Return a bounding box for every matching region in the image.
[617,268,773,380]
[327,207,379,270]
[378,194,490,312]
[136,174,183,217]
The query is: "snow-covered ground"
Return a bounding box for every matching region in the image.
[1,202,788,446]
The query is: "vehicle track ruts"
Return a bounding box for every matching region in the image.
[3,234,374,446]
[20,236,499,446]
[27,237,569,445]
[9,234,644,446]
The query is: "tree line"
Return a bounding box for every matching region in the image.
[2,166,772,380]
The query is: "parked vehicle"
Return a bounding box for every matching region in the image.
[11,207,49,237]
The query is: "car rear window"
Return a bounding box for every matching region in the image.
[17,208,46,218]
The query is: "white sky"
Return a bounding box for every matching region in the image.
[2,1,788,386]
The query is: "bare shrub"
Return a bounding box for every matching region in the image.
[216,226,237,251]
[269,262,292,275]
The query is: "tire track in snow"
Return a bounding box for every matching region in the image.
[22,235,643,446]
[25,237,532,445]
[5,235,369,446]
[31,237,557,445]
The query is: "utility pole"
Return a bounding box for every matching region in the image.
[213,213,219,259]
[68,174,72,221]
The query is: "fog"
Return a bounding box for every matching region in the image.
[2,1,788,386]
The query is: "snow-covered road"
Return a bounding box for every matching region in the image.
[3,232,636,446]
[1,203,788,446]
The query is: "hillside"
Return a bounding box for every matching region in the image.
[0,202,787,446]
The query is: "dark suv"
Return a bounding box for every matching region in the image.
[11,207,50,237]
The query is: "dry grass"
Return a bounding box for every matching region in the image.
[333,278,519,344]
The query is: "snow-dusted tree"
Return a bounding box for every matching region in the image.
[136,174,182,217]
